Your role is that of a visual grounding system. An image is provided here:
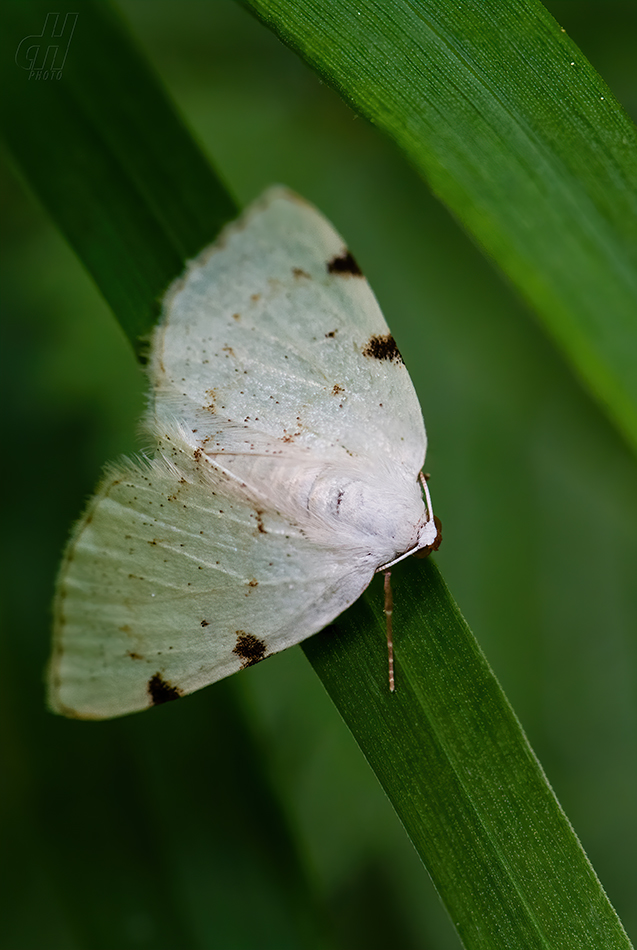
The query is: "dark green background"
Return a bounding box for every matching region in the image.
[1,2,635,947]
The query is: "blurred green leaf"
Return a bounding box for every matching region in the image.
[307,558,633,948]
[0,1,632,948]
[243,0,637,453]
[0,0,237,349]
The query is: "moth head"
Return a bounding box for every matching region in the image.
[413,472,442,558]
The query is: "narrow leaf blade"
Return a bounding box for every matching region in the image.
[243,0,637,451]
[0,0,237,347]
[304,558,633,948]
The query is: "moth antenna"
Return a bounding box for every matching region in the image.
[384,570,395,692]
[419,470,434,523]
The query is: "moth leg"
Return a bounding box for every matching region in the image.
[384,569,395,692]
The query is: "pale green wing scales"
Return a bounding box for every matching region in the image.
[50,449,374,720]
[49,188,437,720]
[150,187,427,475]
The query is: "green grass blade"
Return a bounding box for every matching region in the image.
[305,557,633,948]
[242,0,637,453]
[1,1,632,947]
[0,0,237,350]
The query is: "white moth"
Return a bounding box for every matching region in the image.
[48,187,440,719]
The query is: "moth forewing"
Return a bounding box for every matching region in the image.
[49,187,437,719]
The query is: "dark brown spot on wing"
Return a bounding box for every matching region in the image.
[332,384,344,395]
[233,631,267,669]
[362,333,403,363]
[292,267,311,278]
[148,672,182,705]
[327,250,362,276]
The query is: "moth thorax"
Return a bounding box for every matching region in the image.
[308,469,426,558]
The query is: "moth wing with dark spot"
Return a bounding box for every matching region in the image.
[48,449,373,720]
[150,187,426,480]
